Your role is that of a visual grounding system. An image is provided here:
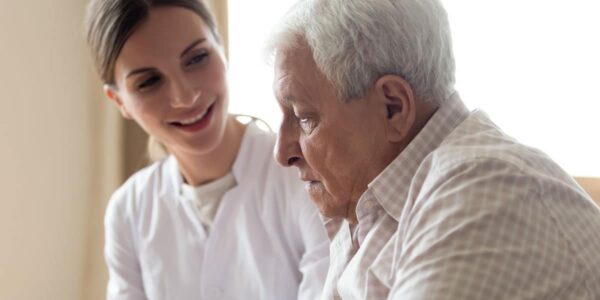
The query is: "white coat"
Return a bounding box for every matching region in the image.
[104,123,330,300]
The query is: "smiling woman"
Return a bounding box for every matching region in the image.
[101,8,233,176]
[84,0,329,299]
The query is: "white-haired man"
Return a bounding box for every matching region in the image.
[268,0,600,299]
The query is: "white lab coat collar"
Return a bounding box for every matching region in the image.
[167,122,266,200]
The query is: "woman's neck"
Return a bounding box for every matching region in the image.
[173,116,247,186]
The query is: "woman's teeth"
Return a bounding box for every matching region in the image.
[178,110,207,125]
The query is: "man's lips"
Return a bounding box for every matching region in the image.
[300,175,318,183]
[304,181,325,195]
[302,178,322,188]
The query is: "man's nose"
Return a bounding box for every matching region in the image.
[274,121,302,167]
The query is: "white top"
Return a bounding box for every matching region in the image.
[105,123,330,300]
[322,94,600,299]
[181,172,236,231]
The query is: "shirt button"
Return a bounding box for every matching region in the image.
[363,200,375,210]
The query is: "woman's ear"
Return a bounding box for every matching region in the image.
[374,75,416,143]
[103,84,132,119]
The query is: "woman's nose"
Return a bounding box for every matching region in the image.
[169,78,200,108]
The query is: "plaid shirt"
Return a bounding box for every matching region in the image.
[321,94,600,299]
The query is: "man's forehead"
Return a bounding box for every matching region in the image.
[273,44,328,106]
[273,74,298,106]
[274,51,304,85]
[275,43,315,69]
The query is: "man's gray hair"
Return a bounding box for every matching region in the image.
[267,0,456,105]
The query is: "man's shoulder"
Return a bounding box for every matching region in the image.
[427,110,555,178]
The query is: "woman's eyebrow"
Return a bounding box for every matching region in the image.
[125,38,208,79]
[180,38,206,58]
[126,67,154,79]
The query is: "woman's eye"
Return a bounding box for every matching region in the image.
[137,76,161,90]
[186,53,208,66]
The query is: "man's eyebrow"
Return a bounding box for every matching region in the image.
[281,95,296,106]
[181,38,206,58]
[274,75,300,106]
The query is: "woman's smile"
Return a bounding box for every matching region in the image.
[169,102,215,133]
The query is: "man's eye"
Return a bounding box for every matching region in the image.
[186,53,208,66]
[298,117,316,133]
[138,76,161,90]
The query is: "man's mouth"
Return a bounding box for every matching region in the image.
[304,180,321,187]
[304,181,326,196]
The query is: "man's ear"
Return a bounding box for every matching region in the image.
[374,75,416,143]
[103,84,132,119]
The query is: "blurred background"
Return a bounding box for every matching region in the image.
[0,0,598,299]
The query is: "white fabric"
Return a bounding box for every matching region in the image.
[105,123,330,300]
[321,94,600,300]
[181,172,236,231]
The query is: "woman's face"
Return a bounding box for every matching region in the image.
[107,6,229,156]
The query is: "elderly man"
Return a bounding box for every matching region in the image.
[268,0,600,299]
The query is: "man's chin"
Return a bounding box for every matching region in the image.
[311,197,347,220]
[317,204,349,221]
[305,182,347,219]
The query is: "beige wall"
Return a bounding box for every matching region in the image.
[576,177,600,206]
[0,1,120,299]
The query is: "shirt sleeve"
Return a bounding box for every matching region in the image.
[104,189,147,300]
[388,158,582,300]
[295,194,331,300]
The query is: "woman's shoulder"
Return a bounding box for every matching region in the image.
[232,123,276,177]
[238,124,294,182]
[239,124,312,208]
[242,122,277,152]
[106,157,176,221]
